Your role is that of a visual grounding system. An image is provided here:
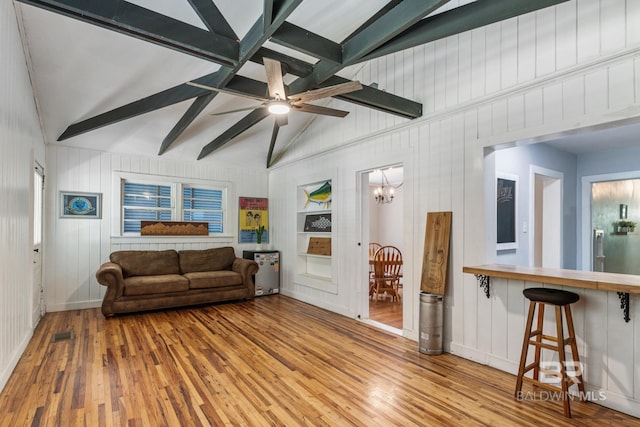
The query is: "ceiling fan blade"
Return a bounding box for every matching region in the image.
[289,81,363,104]
[266,121,280,168]
[292,103,350,117]
[263,58,287,100]
[186,81,266,102]
[210,105,265,115]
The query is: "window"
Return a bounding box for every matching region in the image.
[183,186,224,233]
[123,182,172,233]
[116,172,229,236]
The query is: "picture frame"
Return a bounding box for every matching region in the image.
[238,197,269,243]
[60,191,102,219]
[496,173,517,250]
[304,213,332,232]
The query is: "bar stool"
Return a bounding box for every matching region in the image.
[515,287,585,418]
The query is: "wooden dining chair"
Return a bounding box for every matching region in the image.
[371,245,402,302]
[368,243,382,297]
[368,242,382,259]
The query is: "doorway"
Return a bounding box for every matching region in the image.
[530,167,563,268]
[365,166,404,332]
[589,177,640,275]
[32,162,44,327]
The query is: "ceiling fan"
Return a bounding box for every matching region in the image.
[187,58,363,166]
[187,58,363,123]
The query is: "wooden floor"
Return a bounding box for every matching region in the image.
[2,295,639,426]
[369,287,402,329]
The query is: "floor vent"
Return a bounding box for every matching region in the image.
[51,331,74,343]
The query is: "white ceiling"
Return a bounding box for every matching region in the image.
[542,120,640,155]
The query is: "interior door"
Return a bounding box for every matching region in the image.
[32,163,44,327]
[532,168,563,268]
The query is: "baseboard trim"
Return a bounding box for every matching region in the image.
[46,299,102,312]
[279,289,351,318]
[0,330,32,394]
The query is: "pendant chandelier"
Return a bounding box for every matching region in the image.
[373,169,398,204]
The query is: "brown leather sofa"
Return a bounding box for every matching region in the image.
[96,247,259,317]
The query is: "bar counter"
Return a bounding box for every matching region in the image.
[463,264,640,321]
[463,264,640,293]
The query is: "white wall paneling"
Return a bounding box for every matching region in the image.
[0,2,46,393]
[269,0,640,417]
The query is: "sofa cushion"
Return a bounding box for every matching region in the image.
[184,271,243,289]
[179,247,236,274]
[111,250,180,278]
[123,274,189,296]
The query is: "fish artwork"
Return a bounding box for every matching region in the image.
[304,181,332,209]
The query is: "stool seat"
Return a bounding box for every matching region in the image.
[523,287,579,306]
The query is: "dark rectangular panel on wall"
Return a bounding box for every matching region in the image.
[497,176,516,248]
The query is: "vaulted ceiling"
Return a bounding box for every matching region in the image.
[15,0,568,169]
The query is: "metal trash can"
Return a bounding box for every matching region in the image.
[419,292,443,355]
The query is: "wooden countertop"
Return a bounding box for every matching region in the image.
[463,264,640,294]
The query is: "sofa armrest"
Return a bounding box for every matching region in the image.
[96,262,125,317]
[232,257,259,297]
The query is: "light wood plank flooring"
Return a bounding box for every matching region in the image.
[369,288,402,329]
[1,295,639,426]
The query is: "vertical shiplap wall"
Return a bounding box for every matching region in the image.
[269,0,640,416]
[0,3,46,392]
[44,145,268,312]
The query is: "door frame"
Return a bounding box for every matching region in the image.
[529,166,563,268]
[356,164,404,334]
[32,162,45,328]
[581,170,640,270]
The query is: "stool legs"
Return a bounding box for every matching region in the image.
[533,303,545,381]
[564,305,585,396]
[515,301,582,418]
[554,306,570,417]
[515,301,536,395]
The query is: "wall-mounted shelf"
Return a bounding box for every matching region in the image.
[296,180,334,288]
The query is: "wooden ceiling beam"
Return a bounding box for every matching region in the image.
[263,0,274,32]
[198,109,272,160]
[186,0,238,40]
[271,22,342,64]
[57,81,211,141]
[17,0,239,67]
[342,0,448,65]
[57,73,260,141]
[288,0,448,94]
[358,0,571,63]
[252,47,314,77]
[325,77,422,119]
[158,93,218,155]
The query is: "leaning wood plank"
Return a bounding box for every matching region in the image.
[421,211,452,295]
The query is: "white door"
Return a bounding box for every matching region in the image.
[531,167,563,268]
[32,164,44,327]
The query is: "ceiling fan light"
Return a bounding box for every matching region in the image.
[268,100,290,115]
